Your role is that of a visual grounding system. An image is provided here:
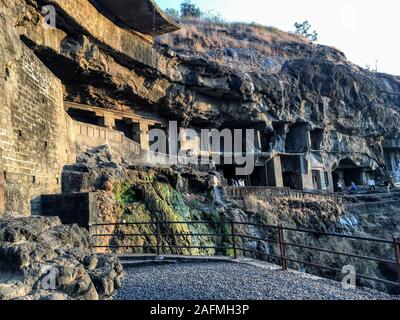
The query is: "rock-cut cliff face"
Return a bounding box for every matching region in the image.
[2,0,400,295]
[4,0,400,172]
[156,19,400,170]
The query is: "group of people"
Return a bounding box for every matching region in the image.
[336,176,396,194]
[337,181,359,193]
[336,179,375,193]
[228,179,247,187]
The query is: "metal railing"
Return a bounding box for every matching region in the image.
[90,220,400,290]
[224,186,344,204]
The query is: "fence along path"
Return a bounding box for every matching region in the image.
[224,186,343,203]
[91,220,400,291]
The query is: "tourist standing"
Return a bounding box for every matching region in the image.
[367,178,373,191]
[371,178,376,191]
[337,180,343,193]
[385,179,391,194]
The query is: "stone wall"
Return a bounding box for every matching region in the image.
[72,120,141,160]
[40,192,97,228]
[0,39,74,216]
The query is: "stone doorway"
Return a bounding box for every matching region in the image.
[312,170,322,190]
[333,159,363,187]
[281,155,302,190]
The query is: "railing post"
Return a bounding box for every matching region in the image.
[394,237,400,285]
[278,224,287,271]
[155,220,161,256]
[231,221,238,259]
[90,224,95,248]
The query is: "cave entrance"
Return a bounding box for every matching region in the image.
[281,155,302,190]
[333,159,363,187]
[285,123,309,153]
[312,170,322,190]
[67,108,103,126]
[218,165,250,186]
[250,166,267,186]
[310,129,324,151]
[260,130,274,152]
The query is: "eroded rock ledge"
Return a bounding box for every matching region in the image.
[0,216,123,300]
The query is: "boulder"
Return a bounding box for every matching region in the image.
[0,216,124,300]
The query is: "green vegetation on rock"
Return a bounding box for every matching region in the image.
[110,175,231,256]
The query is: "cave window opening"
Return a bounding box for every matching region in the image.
[131,123,141,145]
[261,131,274,152]
[67,108,102,126]
[312,170,322,190]
[281,155,302,190]
[150,124,168,154]
[310,129,324,151]
[285,123,309,153]
[115,119,134,140]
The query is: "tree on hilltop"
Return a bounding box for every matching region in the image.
[180,0,202,18]
[294,20,318,41]
[165,8,179,18]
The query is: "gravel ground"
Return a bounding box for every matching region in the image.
[114,262,398,300]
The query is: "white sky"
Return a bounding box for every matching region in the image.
[157,0,400,75]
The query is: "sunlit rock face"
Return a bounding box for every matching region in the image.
[7,0,399,175]
[1,0,400,190]
[2,0,399,294]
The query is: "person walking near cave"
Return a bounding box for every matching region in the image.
[385,175,396,193]
[370,178,376,191]
[385,179,390,193]
[337,180,343,193]
[367,178,374,191]
[350,181,358,193]
[389,175,396,189]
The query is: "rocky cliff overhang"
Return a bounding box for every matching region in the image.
[90,0,180,36]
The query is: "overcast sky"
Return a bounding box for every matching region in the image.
[157,0,400,75]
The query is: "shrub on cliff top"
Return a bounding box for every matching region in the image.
[180,0,202,18]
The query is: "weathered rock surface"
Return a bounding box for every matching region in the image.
[0,216,123,300]
[0,0,398,171]
[1,0,399,297]
[4,0,396,171]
